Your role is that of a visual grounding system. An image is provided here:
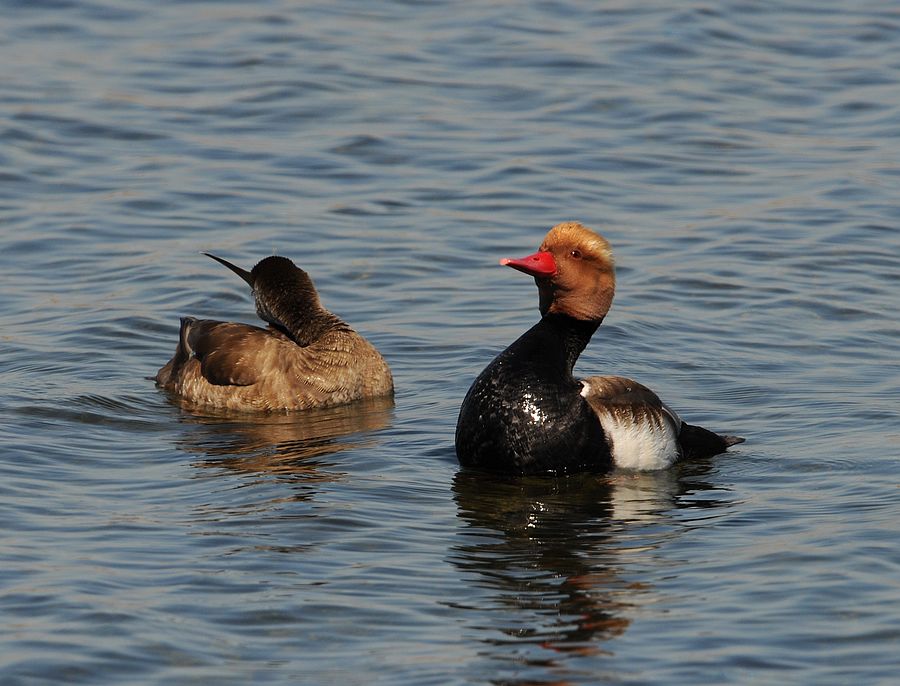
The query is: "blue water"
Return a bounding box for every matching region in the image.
[2,1,899,684]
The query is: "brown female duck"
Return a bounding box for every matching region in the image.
[155,253,393,411]
[455,221,743,474]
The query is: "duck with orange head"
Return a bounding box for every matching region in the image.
[455,222,743,475]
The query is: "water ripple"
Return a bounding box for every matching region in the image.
[2,0,900,684]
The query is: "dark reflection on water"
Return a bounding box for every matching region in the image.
[449,463,730,679]
[451,472,629,658]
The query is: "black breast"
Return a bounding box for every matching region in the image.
[455,316,611,475]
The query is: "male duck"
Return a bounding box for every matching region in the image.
[455,222,742,474]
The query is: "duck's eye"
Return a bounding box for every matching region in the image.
[570,249,582,259]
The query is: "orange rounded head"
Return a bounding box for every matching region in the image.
[501,221,616,322]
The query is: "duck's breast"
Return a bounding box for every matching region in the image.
[457,361,609,473]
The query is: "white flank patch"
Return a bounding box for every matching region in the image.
[596,411,680,471]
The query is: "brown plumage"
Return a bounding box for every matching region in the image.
[155,254,393,412]
[580,375,681,430]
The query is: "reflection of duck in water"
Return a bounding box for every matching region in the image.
[450,471,631,661]
[450,464,729,672]
[456,222,743,475]
[176,395,394,478]
[156,253,393,412]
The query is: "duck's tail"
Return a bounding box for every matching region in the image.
[154,316,196,387]
[679,422,745,460]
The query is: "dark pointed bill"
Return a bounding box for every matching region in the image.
[499,250,557,278]
[204,253,254,287]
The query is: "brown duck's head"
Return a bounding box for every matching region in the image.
[500,221,616,322]
[204,253,322,328]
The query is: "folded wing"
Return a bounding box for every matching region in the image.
[579,375,682,470]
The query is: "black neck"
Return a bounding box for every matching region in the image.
[513,313,600,379]
[545,313,600,373]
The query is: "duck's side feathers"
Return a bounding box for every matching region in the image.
[156,316,393,411]
[188,320,273,387]
[593,405,682,470]
[580,375,682,426]
[580,376,681,471]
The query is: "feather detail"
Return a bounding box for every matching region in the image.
[580,376,682,470]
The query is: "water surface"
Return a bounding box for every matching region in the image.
[2,1,899,684]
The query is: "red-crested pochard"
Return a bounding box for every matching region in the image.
[455,222,743,474]
[155,254,393,411]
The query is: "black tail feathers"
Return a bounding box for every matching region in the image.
[679,422,745,460]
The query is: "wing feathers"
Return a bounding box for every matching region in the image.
[156,319,392,411]
[580,375,682,470]
[580,375,682,430]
